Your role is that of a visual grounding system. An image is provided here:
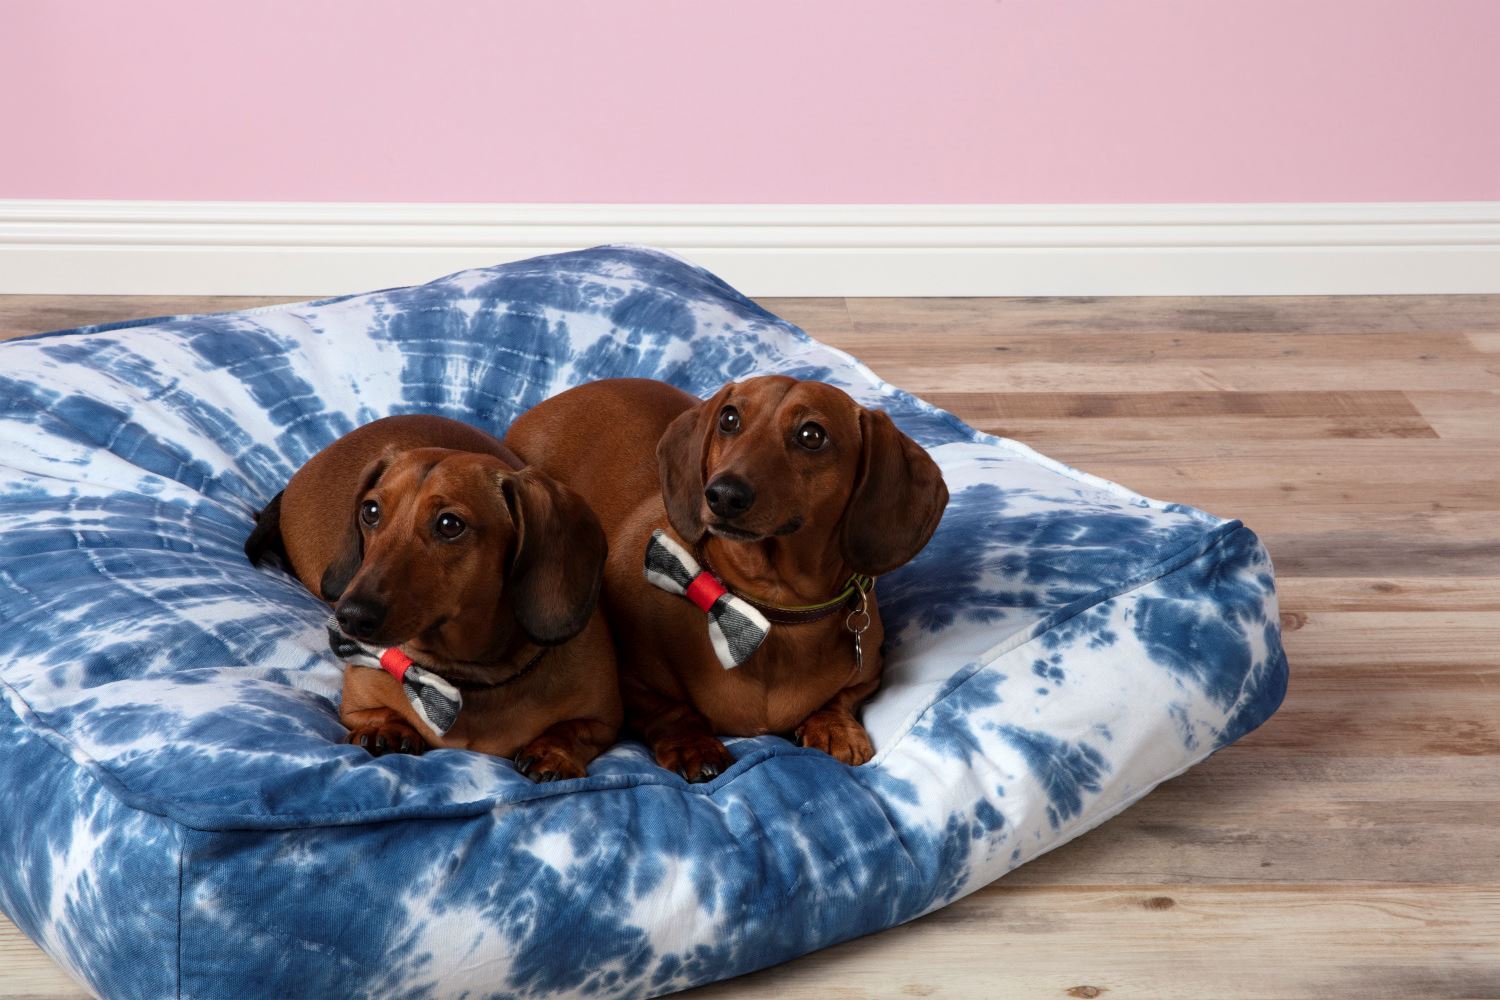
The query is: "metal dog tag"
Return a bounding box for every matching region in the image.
[846,580,871,677]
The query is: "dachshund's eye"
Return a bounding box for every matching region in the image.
[359,500,380,526]
[796,422,827,451]
[718,406,741,434]
[435,513,467,540]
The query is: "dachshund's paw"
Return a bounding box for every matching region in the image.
[796,711,874,767]
[655,734,735,783]
[347,721,427,757]
[514,740,589,783]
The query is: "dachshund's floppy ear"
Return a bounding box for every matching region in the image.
[840,407,949,576]
[501,469,607,646]
[656,384,731,543]
[318,456,389,601]
[244,490,288,570]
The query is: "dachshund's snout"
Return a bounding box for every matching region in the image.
[335,595,388,641]
[704,474,755,519]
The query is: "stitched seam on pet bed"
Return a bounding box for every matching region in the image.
[175,832,185,1000]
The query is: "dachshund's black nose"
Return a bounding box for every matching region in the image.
[704,474,756,519]
[335,596,387,640]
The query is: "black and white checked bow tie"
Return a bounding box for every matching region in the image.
[643,530,771,669]
[327,619,462,736]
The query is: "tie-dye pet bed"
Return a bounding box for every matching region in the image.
[0,247,1287,998]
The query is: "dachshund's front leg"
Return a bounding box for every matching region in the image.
[627,682,735,783]
[795,671,881,767]
[514,718,615,783]
[344,708,428,757]
[340,666,429,756]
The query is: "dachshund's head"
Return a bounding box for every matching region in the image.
[657,376,948,576]
[321,448,605,681]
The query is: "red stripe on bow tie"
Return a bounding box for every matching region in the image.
[379,647,413,682]
[684,571,726,612]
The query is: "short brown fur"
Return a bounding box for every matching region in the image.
[506,377,947,781]
[245,414,620,780]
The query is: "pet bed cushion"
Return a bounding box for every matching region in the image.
[0,247,1288,998]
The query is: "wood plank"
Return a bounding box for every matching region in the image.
[689,885,1500,1000]
[986,414,1440,442]
[1258,608,1499,760]
[1402,297,1500,334]
[1262,533,1500,578]
[1004,752,1500,885]
[926,389,1441,441]
[1406,390,1500,439]
[836,331,1486,367]
[1275,576,1500,612]
[1044,437,1500,476]
[1020,440,1500,518]
[871,360,1500,393]
[0,923,83,997]
[925,390,1428,420]
[1185,511,1500,580]
[1046,437,1500,469]
[1265,533,1500,578]
[1208,493,1496,519]
[1252,682,1498,758]
[1278,611,1499,671]
[1217,509,1498,538]
[843,294,1500,335]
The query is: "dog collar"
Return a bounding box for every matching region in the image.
[642,530,876,669]
[326,620,547,737]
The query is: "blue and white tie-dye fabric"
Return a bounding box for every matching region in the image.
[0,247,1287,998]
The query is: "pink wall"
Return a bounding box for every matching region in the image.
[3,0,1497,204]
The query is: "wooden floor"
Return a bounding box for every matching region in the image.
[2,294,1497,999]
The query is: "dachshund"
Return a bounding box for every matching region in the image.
[244,414,620,781]
[504,376,947,782]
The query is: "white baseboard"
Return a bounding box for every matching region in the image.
[2,200,1498,297]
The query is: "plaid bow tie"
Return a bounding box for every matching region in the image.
[643,530,771,669]
[326,619,462,736]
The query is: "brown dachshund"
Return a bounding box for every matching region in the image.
[505,376,947,781]
[244,414,620,781]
